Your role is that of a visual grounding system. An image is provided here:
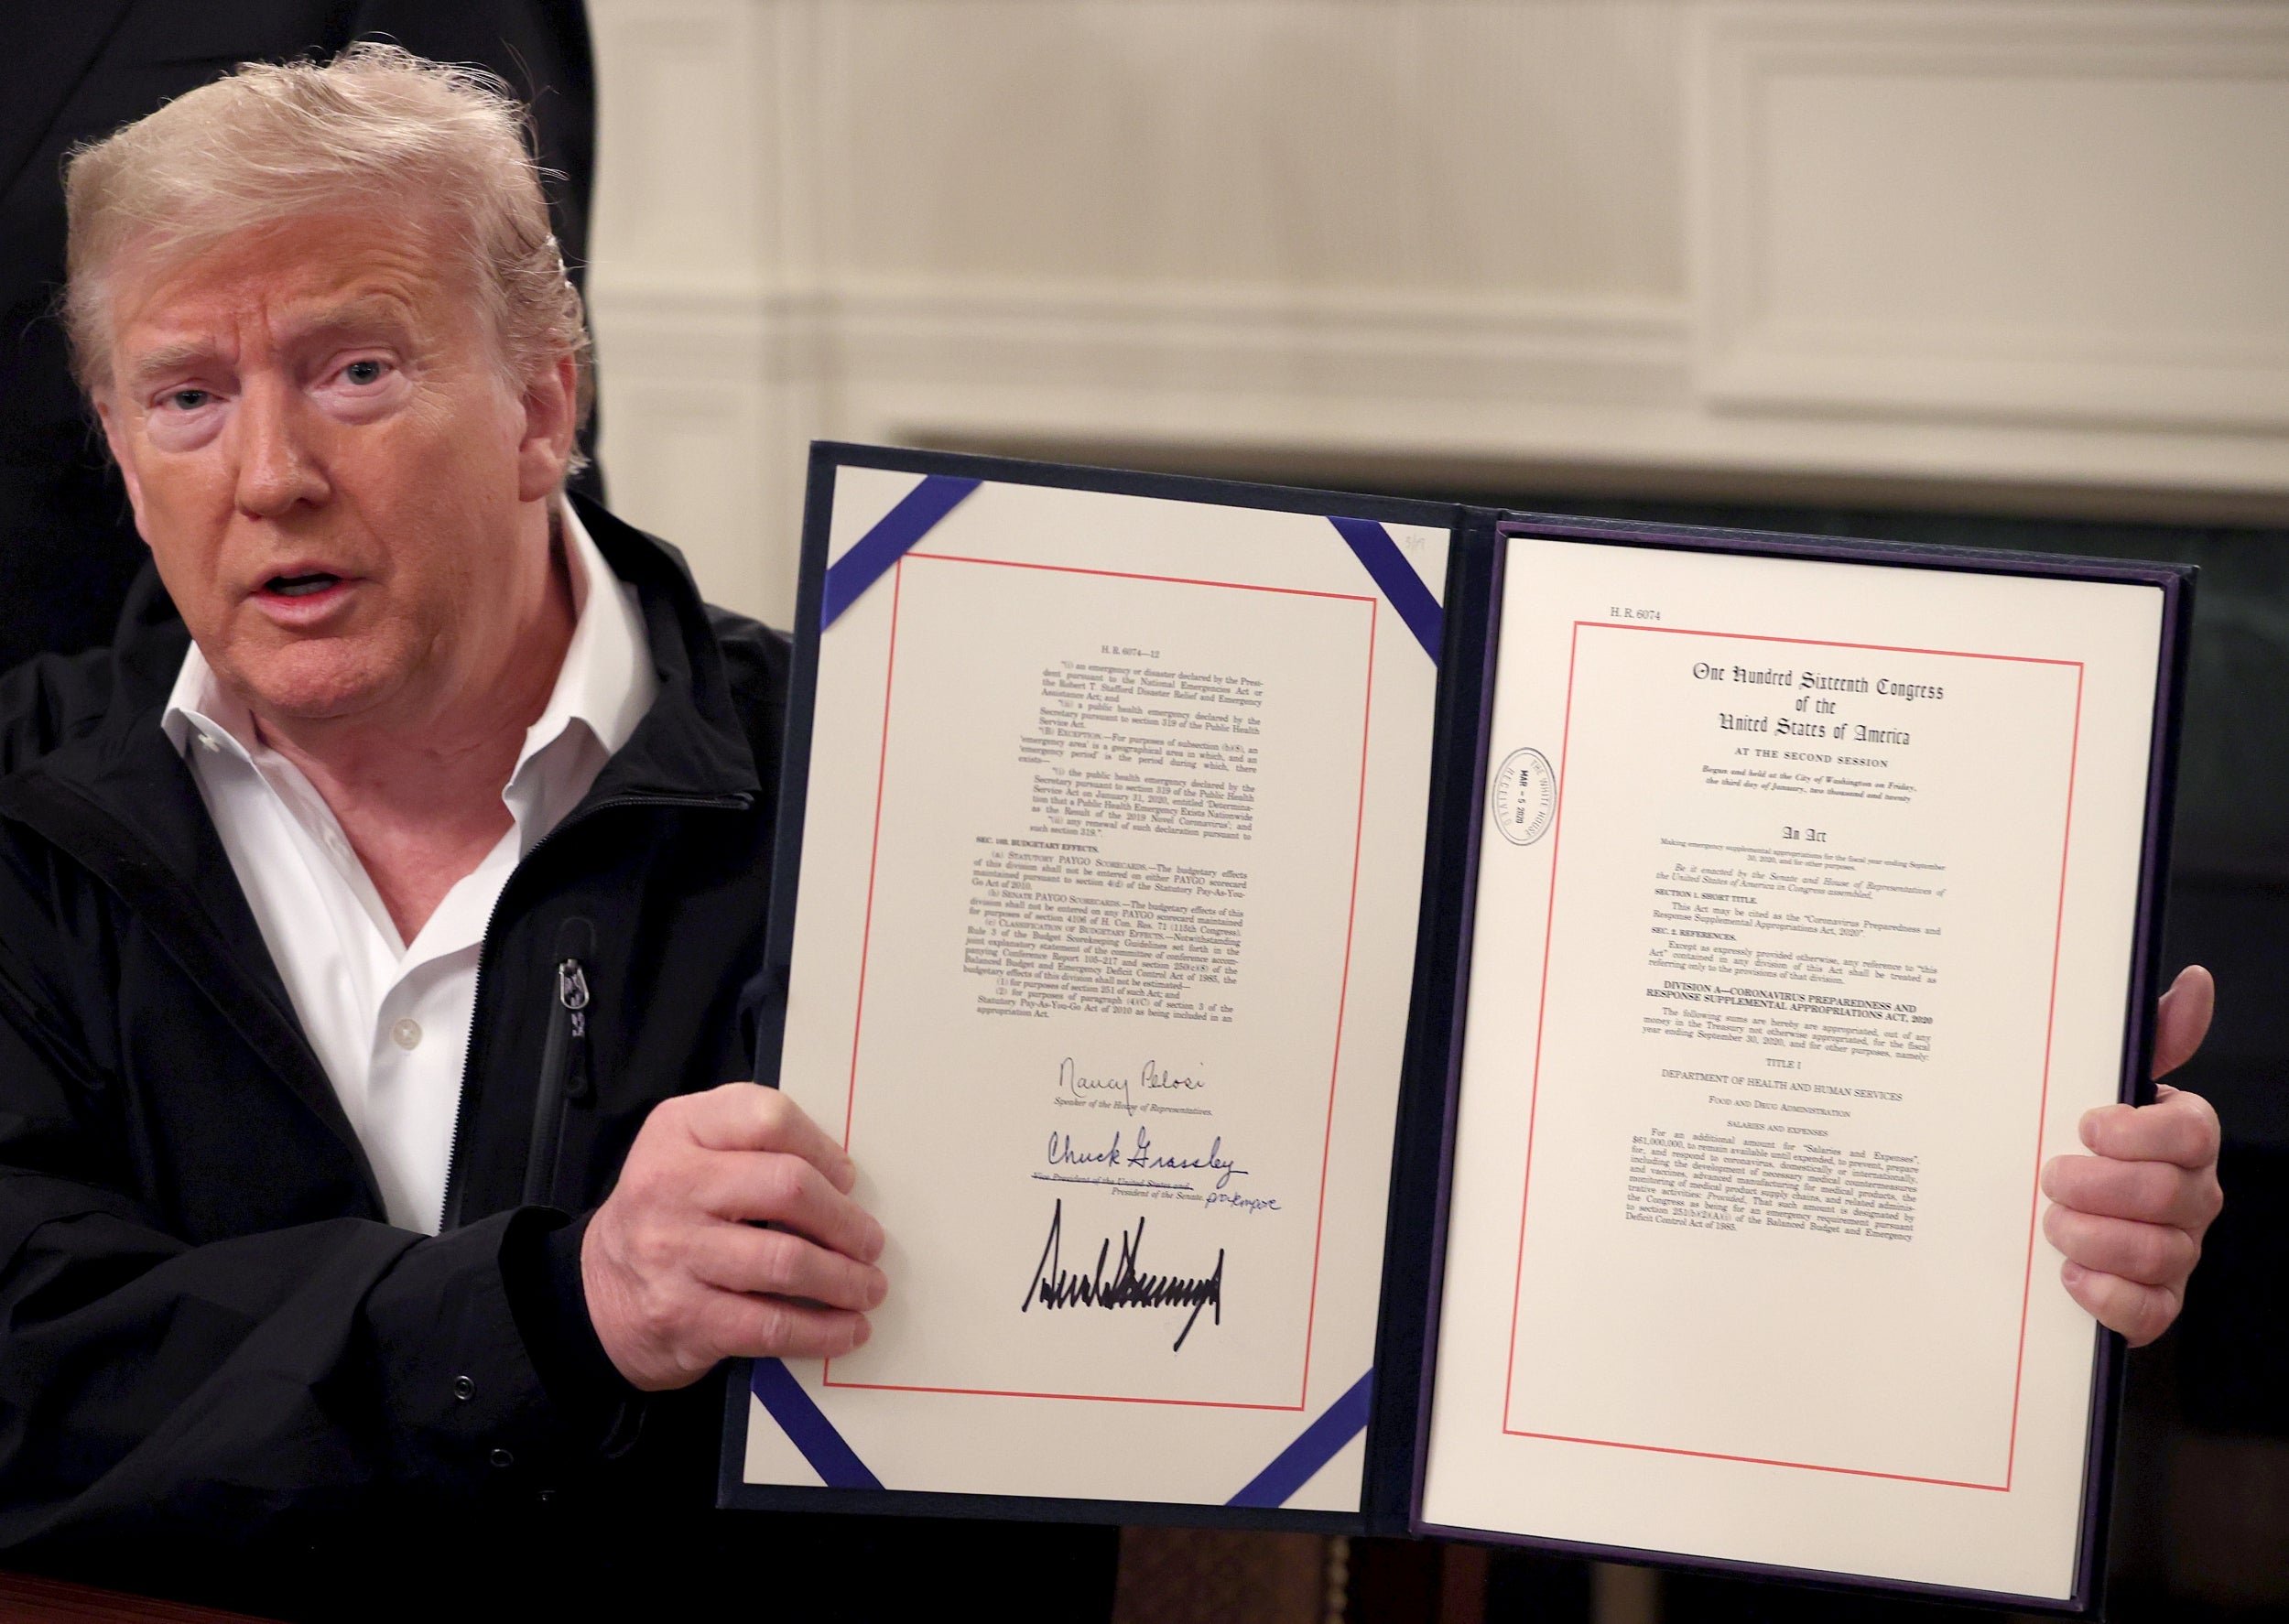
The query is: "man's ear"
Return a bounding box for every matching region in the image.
[92,393,151,544]
[515,352,580,503]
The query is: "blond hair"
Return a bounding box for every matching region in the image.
[64,42,591,466]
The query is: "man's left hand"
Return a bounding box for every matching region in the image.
[2040,964,2223,1347]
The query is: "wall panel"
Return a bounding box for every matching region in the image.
[1694,3,2289,429]
[587,0,2289,625]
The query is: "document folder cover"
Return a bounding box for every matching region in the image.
[721,443,2192,1614]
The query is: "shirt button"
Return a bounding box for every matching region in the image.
[391,1018,423,1050]
[453,1375,475,1402]
[490,1448,515,1469]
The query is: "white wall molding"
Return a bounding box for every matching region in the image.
[597,270,2289,483]
[827,279,1689,406]
[1692,3,2289,431]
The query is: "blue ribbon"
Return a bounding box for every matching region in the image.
[820,475,982,628]
[1329,517,1442,663]
[748,1358,884,1489]
[750,1353,1370,1506]
[1226,1370,1375,1509]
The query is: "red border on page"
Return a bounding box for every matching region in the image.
[822,550,1383,1412]
[1499,623,2086,1491]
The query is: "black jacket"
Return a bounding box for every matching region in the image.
[0,499,1115,1619]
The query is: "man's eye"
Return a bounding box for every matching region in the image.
[165,389,210,411]
[342,359,387,385]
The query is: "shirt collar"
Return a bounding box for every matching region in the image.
[160,633,247,762]
[162,499,659,785]
[515,498,657,776]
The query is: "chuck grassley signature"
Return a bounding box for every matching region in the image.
[1022,1199,1224,1352]
[1044,1123,1248,1191]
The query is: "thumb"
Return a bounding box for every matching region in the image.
[2153,965,2214,1080]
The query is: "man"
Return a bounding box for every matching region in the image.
[0,1,601,675]
[0,45,1110,1619]
[0,43,2222,1621]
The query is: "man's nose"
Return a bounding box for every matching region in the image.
[231,379,330,517]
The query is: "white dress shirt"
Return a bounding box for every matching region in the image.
[163,503,657,1234]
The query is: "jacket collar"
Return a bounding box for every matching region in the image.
[563,492,761,811]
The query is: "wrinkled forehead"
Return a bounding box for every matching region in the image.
[99,210,484,384]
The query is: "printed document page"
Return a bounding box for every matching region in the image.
[1422,537,2164,1599]
[743,469,1445,1510]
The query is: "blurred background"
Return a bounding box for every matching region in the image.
[579,7,2286,1612]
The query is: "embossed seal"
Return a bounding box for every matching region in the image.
[1490,747,1557,846]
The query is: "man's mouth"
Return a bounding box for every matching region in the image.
[264,573,342,598]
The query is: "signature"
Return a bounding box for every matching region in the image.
[1046,1124,1248,1191]
[1021,1199,1225,1351]
[1205,1191,1281,1214]
[1058,1056,1208,1114]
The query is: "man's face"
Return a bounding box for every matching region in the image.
[95,212,572,726]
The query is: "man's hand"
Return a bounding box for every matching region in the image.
[582,1083,887,1391]
[2041,965,2223,1347]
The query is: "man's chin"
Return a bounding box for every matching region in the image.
[222,646,405,728]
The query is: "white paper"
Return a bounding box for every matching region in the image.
[1422,537,2163,1600]
[746,471,1444,1509]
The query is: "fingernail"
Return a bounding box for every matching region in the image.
[852,1316,872,1347]
[2061,1261,2087,1288]
[869,1271,888,1309]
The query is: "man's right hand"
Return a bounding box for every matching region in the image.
[581,1083,886,1391]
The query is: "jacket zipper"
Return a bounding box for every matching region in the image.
[437,791,750,1231]
[522,951,591,1207]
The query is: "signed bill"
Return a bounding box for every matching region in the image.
[744,466,1445,1509]
[726,447,2188,1608]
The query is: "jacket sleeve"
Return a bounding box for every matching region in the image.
[0,849,580,1564]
